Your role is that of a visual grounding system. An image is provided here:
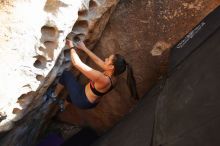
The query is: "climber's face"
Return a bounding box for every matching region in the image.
[104,55,115,72]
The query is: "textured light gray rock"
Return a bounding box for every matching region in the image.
[0,0,81,132]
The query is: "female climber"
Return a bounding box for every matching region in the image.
[48,39,138,110]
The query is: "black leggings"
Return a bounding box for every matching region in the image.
[59,71,98,109]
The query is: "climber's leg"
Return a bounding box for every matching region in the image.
[58,70,97,109]
[58,70,84,101]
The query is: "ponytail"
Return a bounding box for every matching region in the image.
[112,54,139,100]
[126,63,139,100]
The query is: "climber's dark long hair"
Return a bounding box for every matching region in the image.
[112,54,139,100]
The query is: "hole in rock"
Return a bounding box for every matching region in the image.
[17,92,34,103]
[33,55,47,69]
[72,20,89,34]
[0,112,7,123]
[44,41,58,50]
[41,26,58,37]
[89,30,94,34]
[36,75,44,81]
[12,108,21,114]
[43,41,58,60]
[18,93,28,100]
[74,34,86,42]
[78,10,88,16]
[74,20,89,28]
[89,0,98,9]
[41,26,59,42]
[39,46,45,51]
[44,0,68,13]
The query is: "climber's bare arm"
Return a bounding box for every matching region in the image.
[76,41,106,70]
[67,40,108,86]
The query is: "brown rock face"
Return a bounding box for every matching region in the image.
[0,0,220,145]
[0,0,119,145]
[96,0,220,96]
[57,0,220,133]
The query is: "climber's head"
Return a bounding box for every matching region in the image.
[112,54,127,76]
[104,54,127,76]
[104,54,138,99]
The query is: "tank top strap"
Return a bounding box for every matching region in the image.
[105,75,113,88]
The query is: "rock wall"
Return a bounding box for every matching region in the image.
[94,0,220,96]
[0,0,119,145]
[57,0,220,134]
[0,0,220,145]
[0,0,79,132]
